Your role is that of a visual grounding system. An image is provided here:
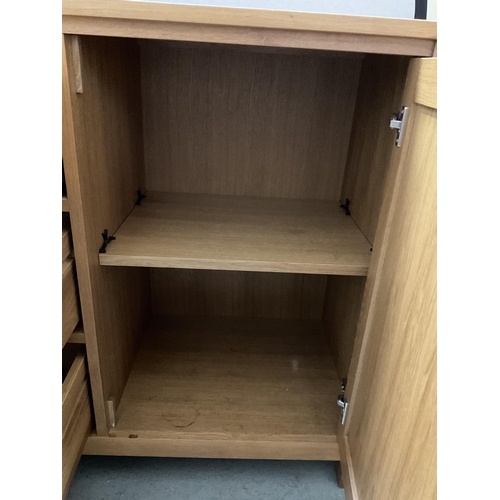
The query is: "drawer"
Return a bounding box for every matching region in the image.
[62,228,71,261]
[62,258,80,348]
[62,346,91,499]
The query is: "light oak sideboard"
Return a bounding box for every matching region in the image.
[62,2,437,499]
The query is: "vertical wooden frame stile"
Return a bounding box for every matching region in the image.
[62,35,108,434]
[62,34,150,436]
[338,58,437,500]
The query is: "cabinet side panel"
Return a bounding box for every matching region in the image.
[63,35,149,434]
[340,55,409,245]
[141,42,361,201]
[322,276,366,382]
[151,269,327,321]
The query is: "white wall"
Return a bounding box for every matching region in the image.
[134,0,416,19]
[427,0,437,20]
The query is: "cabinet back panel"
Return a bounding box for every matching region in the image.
[322,275,366,382]
[141,41,361,200]
[151,269,327,320]
[340,55,409,244]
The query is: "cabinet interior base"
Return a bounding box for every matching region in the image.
[85,315,340,461]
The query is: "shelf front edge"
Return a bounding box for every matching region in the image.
[98,254,369,277]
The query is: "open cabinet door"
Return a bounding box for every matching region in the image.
[338,58,436,500]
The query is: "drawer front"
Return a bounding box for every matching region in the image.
[62,228,71,262]
[62,258,80,347]
[62,351,91,499]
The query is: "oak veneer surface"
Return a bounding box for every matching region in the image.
[62,258,80,348]
[151,269,327,320]
[63,0,436,56]
[415,58,437,109]
[63,381,91,499]
[63,35,150,434]
[63,0,437,39]
[62,350,87,435]
[349,104,436,500]
[62,225,71,262]
[62,350,91,499]
[62,196,70,213]
[340,55,409,245]
[341,59,437,500]
[65,18,436,57]
[106,315,339,460]
[67,325,86,344]
[142,42,361,201]
[99,192,372,275]
[323,275,366,382]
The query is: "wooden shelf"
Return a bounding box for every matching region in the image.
[94,315,340,460]
[99,192,371,276]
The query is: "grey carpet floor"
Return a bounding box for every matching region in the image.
[68,457,345,500]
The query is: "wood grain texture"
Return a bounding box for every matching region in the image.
[151,269,327,320]
[62,343,82,377]
[62,35,150,434]
[334,461,344,489]
[155,40,367,58]
[62,224,72,262]
[415,58,437,109]
[63,17,435,57]
[340,55,409,245]
[62,382,91,498]
[67,325,85,344]
[62,350,87,433]
[62,0,437,39]
[70,35,83,93]
[62,196,69,213]
[339,435,356,500]
[62,258,80,348]
[341,58,437,500]
[142,42,361,200]
[101,315,340,460]
[62,350,91,499]
[99,192,372,276]
[84,433,339,461]
[322,276,366,382]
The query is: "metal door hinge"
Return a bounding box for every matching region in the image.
[390,106,409,147]
[107,397,116,428]
[337,378,349,425]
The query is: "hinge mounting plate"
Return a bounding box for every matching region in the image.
[337,377,349,425]
[390,106,409,147]
[107,397,116,428]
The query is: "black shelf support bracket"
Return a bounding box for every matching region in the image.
[340,199,351,216]
[99,229,116,254]
[136,189,146,206]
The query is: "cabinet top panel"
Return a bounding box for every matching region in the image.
[63,0,437,56]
